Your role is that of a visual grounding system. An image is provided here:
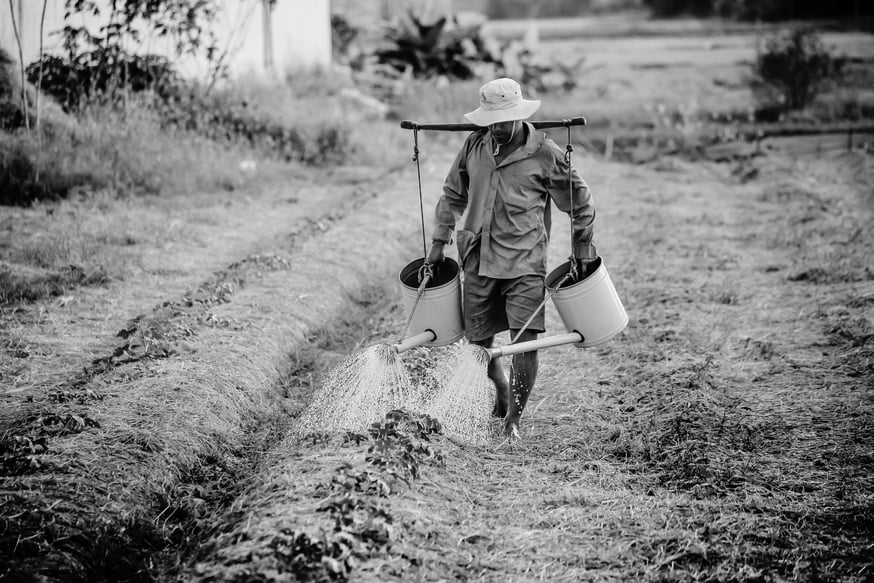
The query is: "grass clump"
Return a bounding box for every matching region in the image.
[0,95,253,207]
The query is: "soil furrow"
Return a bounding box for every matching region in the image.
[0,159,447,582]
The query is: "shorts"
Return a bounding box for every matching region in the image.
[462,254,545,342]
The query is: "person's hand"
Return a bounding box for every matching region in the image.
[426,240,446,266]
[575,258,596,279]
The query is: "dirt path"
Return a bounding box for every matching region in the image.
[368,152,873,582]
[0,165,394,400]
[177,147,872,582]
[0,155,452,581]
[2,124,871,581]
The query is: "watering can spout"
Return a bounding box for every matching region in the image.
[486,331,584,360]
[391,329,437,355]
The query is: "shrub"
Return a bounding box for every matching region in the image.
[644,0,871,19]
[0,47,29,131]
[26,50,183,113]
[0,136,89,206]
[331,13,359,63]
[753,28,844,112]
[371,14,501,80]
[645,0,713,17]
[712,0,786,20]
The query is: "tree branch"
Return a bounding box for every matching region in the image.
[8,0,30,131]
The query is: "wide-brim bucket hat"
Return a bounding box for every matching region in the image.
[464,77,541,126]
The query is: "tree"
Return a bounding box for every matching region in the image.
[753,28,844,111]
[27,0,222,110]
[6,0,29,130]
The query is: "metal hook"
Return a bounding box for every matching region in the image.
[418,261,433,285]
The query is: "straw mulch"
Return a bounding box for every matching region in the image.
[0,167,440,581]
[187,151,872,582]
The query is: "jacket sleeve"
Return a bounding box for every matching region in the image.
[544,141,597,260]
[432,135,472,243]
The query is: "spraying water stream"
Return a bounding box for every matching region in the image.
[422,344,495,444]
[294,343,413,435]
[294,342,496,444]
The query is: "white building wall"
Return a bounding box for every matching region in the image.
[275,0,332,72]
[0,1,65,66]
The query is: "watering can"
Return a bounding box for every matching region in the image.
[485,257,628,359]
[391,256,627,359]
[393,257,464,353]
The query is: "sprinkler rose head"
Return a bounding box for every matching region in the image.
[374,343,399,364]
[469,344,492,365]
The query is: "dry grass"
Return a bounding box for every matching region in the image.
[0,163,439,580]
[2,23,873,583]
[162,149,873,582]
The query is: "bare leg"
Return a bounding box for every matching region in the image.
[505,329,539,436]
[471,336,509,417]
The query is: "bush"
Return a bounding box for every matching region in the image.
[753,28,844,112]
[0,136,90,206]
[26,50,183,113]
[644,0,872,19]
[0,47,29,131]
[157,89,353,165]
[332,14,359,63]
[645,0,713,17]
[712,0,786,20]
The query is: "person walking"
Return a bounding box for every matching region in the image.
[427,77,598,440]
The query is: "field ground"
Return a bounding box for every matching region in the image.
[2,21,873,583]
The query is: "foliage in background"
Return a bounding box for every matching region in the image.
[711,0,787,20]
[643,0,871,20]
[0,97,257,207]
[485,0,597,19]
[0,0,360,208]
[0,136,85,206]
[157,89,352,166]
[26,52,181,112]
[59,0,222,81]
[331,13,359,64]
[0,48,32,131]
[367,14,502,80]
[26,0,220,111]
[753,28,845,111]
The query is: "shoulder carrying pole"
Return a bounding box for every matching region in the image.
[400,117,586,132]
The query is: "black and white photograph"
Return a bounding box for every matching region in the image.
[1,0,872,581]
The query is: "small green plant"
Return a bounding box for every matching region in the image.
[753,28,844,112]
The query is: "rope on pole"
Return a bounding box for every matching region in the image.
[412,127,428,260]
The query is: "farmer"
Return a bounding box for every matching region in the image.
[427,77,597,440]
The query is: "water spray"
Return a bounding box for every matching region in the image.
[297,116,629,442]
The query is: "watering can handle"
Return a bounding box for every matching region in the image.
[397,266,433,343]
[400,117,587,132]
